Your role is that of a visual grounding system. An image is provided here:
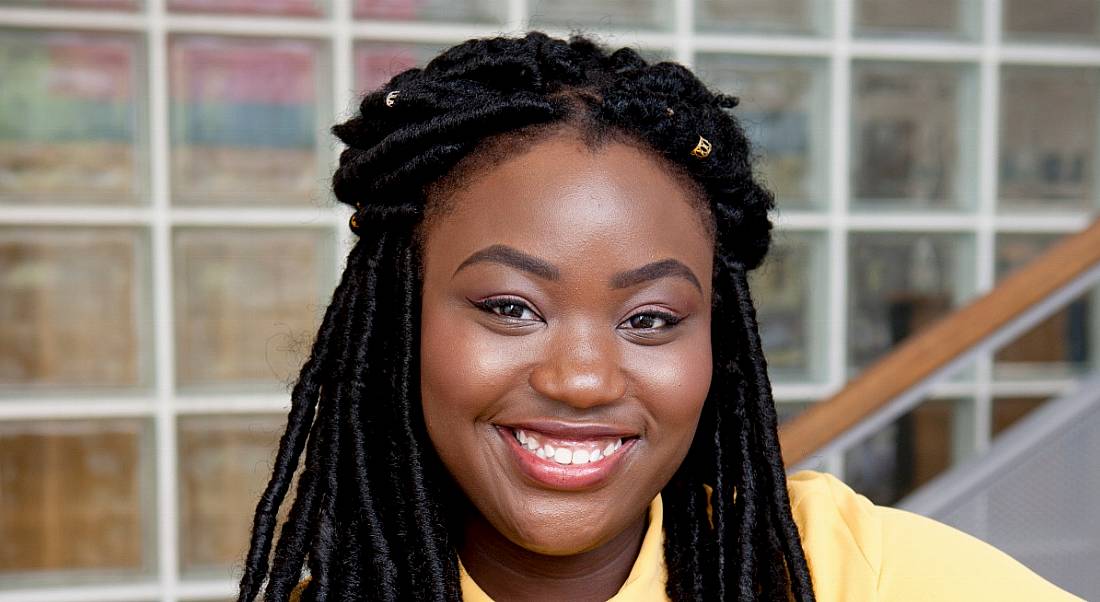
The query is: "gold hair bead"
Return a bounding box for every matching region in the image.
[691,135,712,159]
[385,90,400,107]
[349,212,360,230]
[666,107,675,116]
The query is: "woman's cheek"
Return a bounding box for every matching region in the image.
[420,305,530,426]
[627,330,712,444]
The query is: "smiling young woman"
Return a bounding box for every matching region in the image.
[237,31,1080,602]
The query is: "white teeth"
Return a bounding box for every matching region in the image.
[553,447,572,464]
[511,428,628,465]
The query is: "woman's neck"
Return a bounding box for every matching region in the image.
[458,509,649,602]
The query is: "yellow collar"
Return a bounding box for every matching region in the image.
[459,494,669,601]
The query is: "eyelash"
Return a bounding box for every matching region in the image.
[472,297,684,331]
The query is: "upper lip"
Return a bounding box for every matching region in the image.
[498,420,640,440]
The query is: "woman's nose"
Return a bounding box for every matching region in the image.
[528,322,628,409]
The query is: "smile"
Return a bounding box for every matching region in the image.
[512,428,624,464]
[496,425,638,491]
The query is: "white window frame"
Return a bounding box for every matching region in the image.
[1,0,1098,598]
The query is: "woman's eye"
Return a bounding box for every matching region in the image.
[621,311,681,330]
[475,298,539,321]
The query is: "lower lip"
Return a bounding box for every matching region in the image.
[497,427,635,491]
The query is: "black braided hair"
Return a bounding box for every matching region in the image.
[237,30,815,602]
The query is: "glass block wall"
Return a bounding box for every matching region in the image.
[1,0,1098,599]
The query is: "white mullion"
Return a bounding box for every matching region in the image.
[0,399,156,421]
[826,0,852,397]
[771,211,831,230]
[673,0,691,65]
[169,207,342,227]
[692,33,831,57]
[0,583,161,602]
[973,0,1004,455]
[146,0,179,599]
[330,0,356,291]
[850,39,982,62]
[507,0,526,31]
[772,382,837,401]
[0,6,144,30]
[1000,42,1100,66]
[173,394,292,415]
[0,206,151,226]
[845,213,979,231]
[994,213,1094,231]
[351,20,517,43]
[165,13,330,37]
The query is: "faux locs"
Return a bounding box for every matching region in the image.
[237,31,815,602]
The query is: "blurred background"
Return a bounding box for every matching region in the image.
[1,0,1098,600]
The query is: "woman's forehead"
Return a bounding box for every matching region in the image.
[419,133,714,286]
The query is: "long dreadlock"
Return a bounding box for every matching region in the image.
[238,30,815,602]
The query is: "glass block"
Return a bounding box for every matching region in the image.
[0,227,148,390]
[354,41,448,95]
[529,0,673,31]
[1004,0,1100,42]
[0,419,151,585]
[854,0,979,38]
[750,230,828,383]
[695,55,828,211]
[848,232,975,374]
[999,67,1099,212]
[776,401,812,424]
[169,36,329,206]
[992,396,1051,436]
[173,228,332,390]
[354,0,504,23]
[168,0,324,16]
[993,233,1096,379]
[851,62,976,210]
[844,397,973,506]
[0,29,144,205]
[178,414,288,577]
[695,0,828,34]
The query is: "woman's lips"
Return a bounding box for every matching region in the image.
[495,425,636,491]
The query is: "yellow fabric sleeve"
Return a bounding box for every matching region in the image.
[787,470,1084,601]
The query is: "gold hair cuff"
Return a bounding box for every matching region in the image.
[691,135,712,159]
[385,90,400,107]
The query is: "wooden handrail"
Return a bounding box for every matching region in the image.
[779,218,1100,467]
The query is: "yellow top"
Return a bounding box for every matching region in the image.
[459,471,1082,601]
[291,470,1082,601]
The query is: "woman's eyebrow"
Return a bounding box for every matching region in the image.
[454,245,701,292]
[610,259,702,292]
[453,244,561,280]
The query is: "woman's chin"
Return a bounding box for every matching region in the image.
[493,514,603,556]
[499,510,630,558]
[513,534,606,557]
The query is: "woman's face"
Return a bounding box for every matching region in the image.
[419,130,714,556]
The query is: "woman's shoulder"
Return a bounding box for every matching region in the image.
[785,470,1082,601]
